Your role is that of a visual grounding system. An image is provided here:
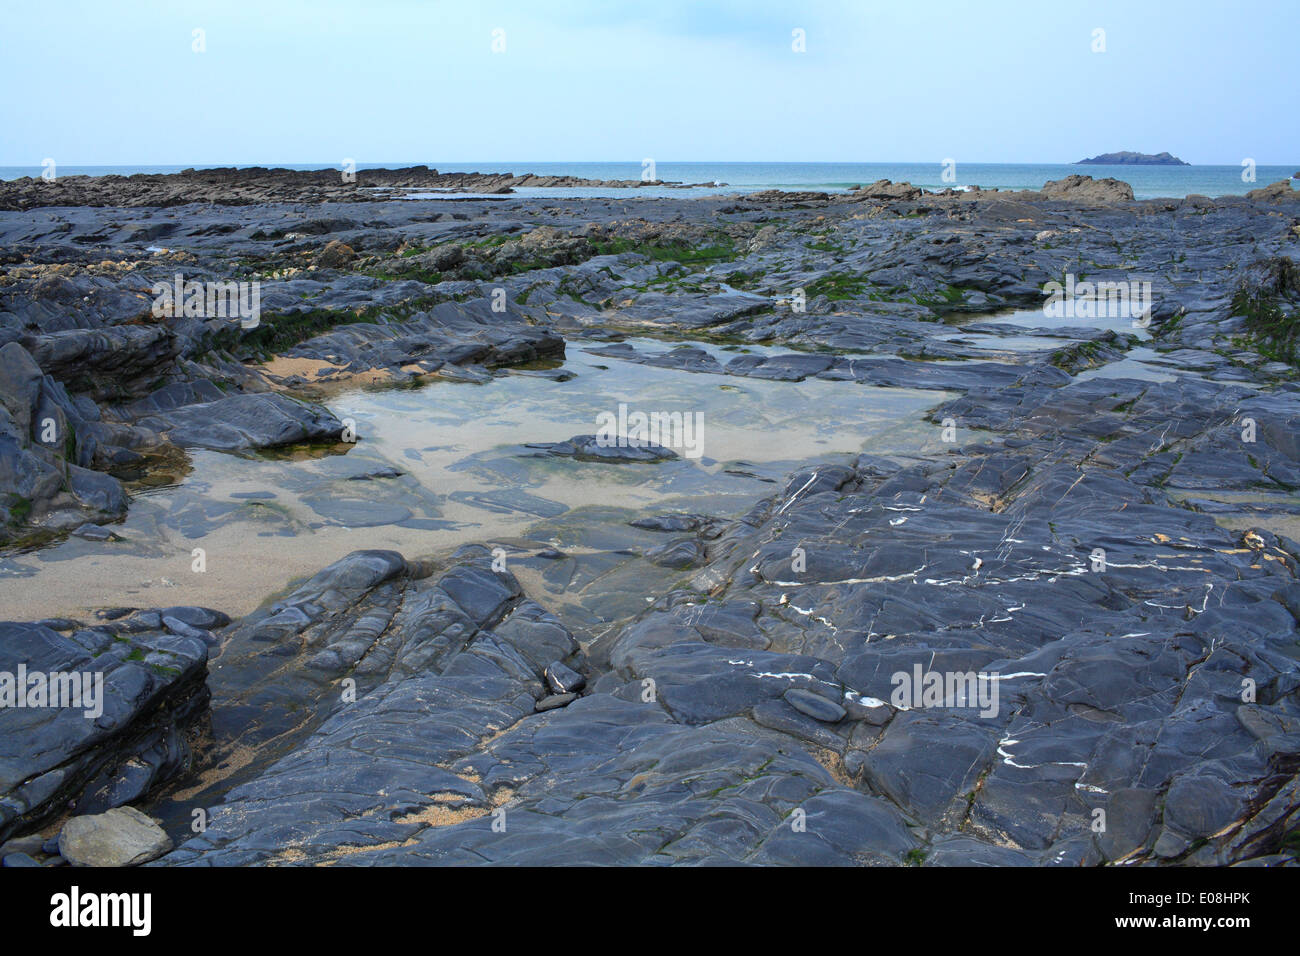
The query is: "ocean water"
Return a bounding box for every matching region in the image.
[2,161,1296,201]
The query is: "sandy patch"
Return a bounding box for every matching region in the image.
[258,355,396,387]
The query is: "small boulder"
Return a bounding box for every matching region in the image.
[0,834,46,856]
[851,179,923,201]
[1246,180,1299,203]
[58,806,173,867]
[1040,174,1134,203]
[544,661,586,694]
[316,240,356,269]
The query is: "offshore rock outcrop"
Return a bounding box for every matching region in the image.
[1078,151,1189,166]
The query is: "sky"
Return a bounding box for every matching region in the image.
[1,0,1295,166]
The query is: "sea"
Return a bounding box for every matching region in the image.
[2,161,1296,201]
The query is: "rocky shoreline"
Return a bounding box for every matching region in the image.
[2,170,1299,867]
[0,165,724,211]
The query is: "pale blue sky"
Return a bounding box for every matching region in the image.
[1,0,1295,165]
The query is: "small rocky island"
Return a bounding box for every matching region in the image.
[1077,151,1189,166]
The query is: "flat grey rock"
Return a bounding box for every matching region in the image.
[58,806,174,867]
[783,688,848,723]
[535,693,578,712]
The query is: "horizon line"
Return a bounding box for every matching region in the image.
[4,159,1299,169]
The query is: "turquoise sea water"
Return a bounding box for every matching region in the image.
[2,161,1296,200]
